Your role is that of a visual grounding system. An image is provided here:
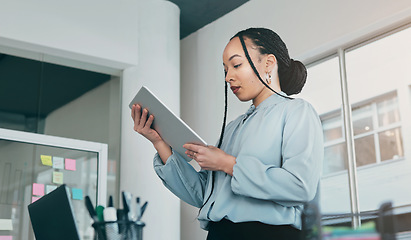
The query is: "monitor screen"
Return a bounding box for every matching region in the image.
[28,184,80,240]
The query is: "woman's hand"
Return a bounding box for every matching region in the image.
[183,143,236,176]
[131,104,163,144]
[131,104,172,163]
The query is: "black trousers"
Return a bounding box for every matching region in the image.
[206,219,301,240]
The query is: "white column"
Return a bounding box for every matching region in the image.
[120,1,180,240]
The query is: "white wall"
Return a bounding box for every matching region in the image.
[119,2,181,240]
[44,80,116,143]
[0,0,140,74]
[44,78,121,202]
[179,0,411,239]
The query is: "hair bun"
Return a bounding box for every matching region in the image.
[280,59,307,95]
[290,59,297,70]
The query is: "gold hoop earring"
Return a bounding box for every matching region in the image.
[265,72,272,85]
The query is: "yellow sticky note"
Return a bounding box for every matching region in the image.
[40,155,52,166]
[52,172,64,184]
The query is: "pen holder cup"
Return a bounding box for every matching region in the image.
[93,220,145,240]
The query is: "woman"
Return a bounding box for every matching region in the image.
[131,27,323,240]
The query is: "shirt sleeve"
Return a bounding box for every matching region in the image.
[153,151,209,207]
[230,100,324,206]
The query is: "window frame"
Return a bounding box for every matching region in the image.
[304,22,411,227]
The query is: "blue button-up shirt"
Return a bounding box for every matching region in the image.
[153,93,324,230]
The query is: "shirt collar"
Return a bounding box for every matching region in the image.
[245,92,289,116]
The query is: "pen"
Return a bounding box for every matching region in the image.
[96,205,105,222]
[135,197,141,221]
[138,201,148,221]
[116,209,125,233]
[108,195,114,208]
[128,193,138,221]
[104,195,119,236]
[122,191,131,221]
[85,196,106,239]
[85,196,98,222]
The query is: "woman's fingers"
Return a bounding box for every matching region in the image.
[184,143,210,160]
[131,105,164,144]
[132,104,142,125]
[138,108,148,129]
[131,104,136,122]
[144,114,154,129]
[183,143,202,153]
[133,105,154,134]
[185,150,196,158]
[133,106,140,132]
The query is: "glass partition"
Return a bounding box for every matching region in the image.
[0,52,120,211]
[0,128,107,240]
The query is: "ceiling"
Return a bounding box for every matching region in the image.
[0,54,110,118]
[169,0,248,39]
[0,0,247,126]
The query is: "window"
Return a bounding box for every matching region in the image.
[302,24,411,217]
[322,92,404,173]
[300,56,347,177]
[352,93,403,167]
[345,25,411,212]
[299,56,352,213]
[322,111,348,174]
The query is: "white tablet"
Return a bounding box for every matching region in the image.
[129,86,207,161]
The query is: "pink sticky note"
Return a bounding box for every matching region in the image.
[65,158,76,171]
[0,237,13,240]
[31,196,40,203]
[32,183,45,196]
[0,236,13,240]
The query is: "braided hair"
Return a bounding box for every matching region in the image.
[199,27,307,215]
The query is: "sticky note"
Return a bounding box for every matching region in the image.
[0,236,13,240]
[40,155,52,166]
[31,196,40,203]
[46,185,58,194]
[65,158,76,171]
[52,172,63,184]
[52,157,64,169]
[0,219,13,230]
[32,183,45,196]
[72,188,83,200]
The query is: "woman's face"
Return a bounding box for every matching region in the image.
[222,37,273,106]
